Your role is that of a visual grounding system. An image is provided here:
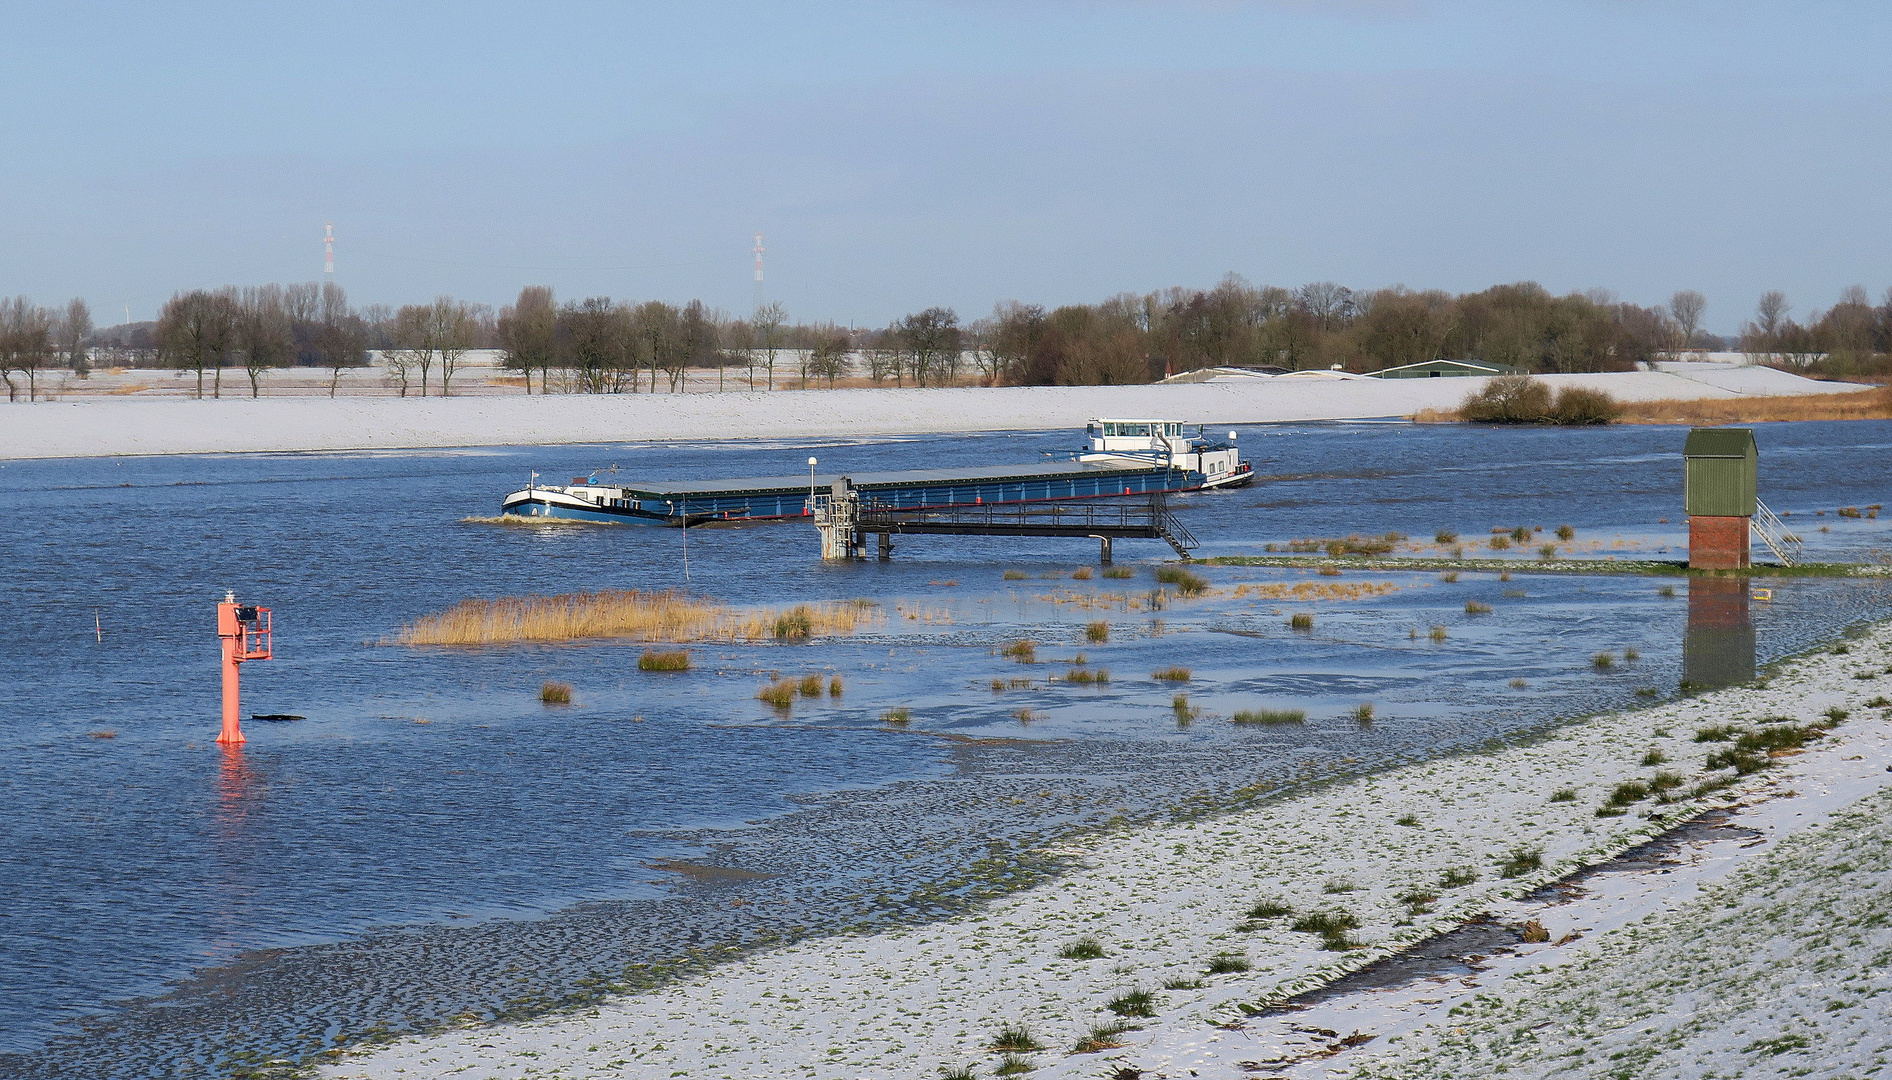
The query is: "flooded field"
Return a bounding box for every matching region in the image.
[1,419,1888,1077]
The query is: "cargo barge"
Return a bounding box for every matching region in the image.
[499,419,1251,526]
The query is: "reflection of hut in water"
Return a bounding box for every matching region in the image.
[1683,576,1755,689]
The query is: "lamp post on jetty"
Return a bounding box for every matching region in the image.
[807,457,818,512]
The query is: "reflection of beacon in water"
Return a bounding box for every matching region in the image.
[1683,577,1755,689]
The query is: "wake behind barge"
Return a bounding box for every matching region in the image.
[500,420,1251,526]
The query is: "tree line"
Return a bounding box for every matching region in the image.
[6,278,1886,401]
[1739,286,1892,380]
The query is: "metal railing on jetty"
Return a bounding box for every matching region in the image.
[811,478,1198,562]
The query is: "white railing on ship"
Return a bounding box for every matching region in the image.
[1752,498,1802,566]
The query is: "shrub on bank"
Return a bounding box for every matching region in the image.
[1461,374,1622,425]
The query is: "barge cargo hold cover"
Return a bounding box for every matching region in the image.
[501,459,1194,526]
[498,419,1252,526]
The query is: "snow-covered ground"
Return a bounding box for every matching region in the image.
[0,369,1870,460]
[319,625,1892,1080]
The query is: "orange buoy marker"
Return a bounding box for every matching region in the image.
[216,591,273,745]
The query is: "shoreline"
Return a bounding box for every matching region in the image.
[319,621,1892,1080]
[0,370,1868,461]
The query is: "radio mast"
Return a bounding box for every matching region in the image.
[324,222,335,277]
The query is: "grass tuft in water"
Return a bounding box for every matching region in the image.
[1171,693,1199,725]
[539,680,573,705]
[1431,625,1451,643]
[756,679,797,709]
[1071,566,1093,580]
[1151,666,1192,682]
[1231,707,1305,725]
[1350,702,1375,724]
[1101,566,1135,579]
[1593,652,1615,670]
[1000,640,1037,664]
[637,649,690,672]
[828,676,843,697]
[1659,585,1676,597]
[1509,677,1529,689]
[1154,566,1209,597]
[880,707,912,725]
[798,673,824,697]
[1012,707,1038,723]
[1556,524,1575,541]
[1435,530,1458,544]
[1002,570,1027,581]
[1085,620,1110,643]
[1288,612,1315,631]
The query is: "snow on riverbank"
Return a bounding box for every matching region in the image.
[0,368,1866,460]
[321,625,1892,1080]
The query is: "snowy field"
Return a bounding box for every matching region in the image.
[0,367,1867,460]
[319,624,1892,1080]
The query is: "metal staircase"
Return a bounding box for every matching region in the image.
[1752,498,1802,566]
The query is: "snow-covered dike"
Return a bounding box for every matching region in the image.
[321,627,1892,1080]
[0,369,1866,460]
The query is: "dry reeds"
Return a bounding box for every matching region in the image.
[1231,581,1399,602]
[1085,620,1110,643]
[1003,569,1028,581]
[1615,385,1890,425]
[393,589,879,647]
[1063,668,1110,684]
[637,649,691,672]
[1001,639,1038,663]
[540,680,573,705]
[757,679,797,709]
[798,673,824,697]
[1465,599,1493,614]
[1071,566,1093,580]
[828,676,844,697]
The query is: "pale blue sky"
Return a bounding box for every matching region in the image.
[2,1,1887,331]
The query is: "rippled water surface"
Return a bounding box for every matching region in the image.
[1,419,1889,1077]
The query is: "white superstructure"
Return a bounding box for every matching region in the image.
[1079,419,1251,489]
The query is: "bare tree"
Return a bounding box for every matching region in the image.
[157,290,237,399]
[233,285,293,397]
[430,296,479,396]
[674,300,716,392]
[0,297,55,401]
[1755,291,1789,336]
[808,332,851,388]
[752,301,786,390]
[1669,290,1706,350]
[58,298,92,377]
[720,318,751,392]
[498,285,557,394]
[897,307,961,387]
[314,283,368,397]
[389,304,433,396]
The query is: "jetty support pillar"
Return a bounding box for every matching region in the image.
[814,477,861,560]
[1096,536,1113,565]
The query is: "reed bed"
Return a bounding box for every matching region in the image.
[1231,581,1399,601]
[1615,385,1891,425]
[392,589,879,646]
[1153,566,1209,596]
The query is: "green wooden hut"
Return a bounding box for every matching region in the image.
[1683,428,1757,518]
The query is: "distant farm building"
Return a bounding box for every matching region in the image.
[1372,359,1517,379]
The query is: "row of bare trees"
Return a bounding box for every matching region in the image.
[0,297,90,401]
[146,283,493,398]
[1741,286,1892,379]
[953,279,1729,385]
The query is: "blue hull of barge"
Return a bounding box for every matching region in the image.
[504,461,1206,526]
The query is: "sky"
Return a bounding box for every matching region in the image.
[1,1,1887,333]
